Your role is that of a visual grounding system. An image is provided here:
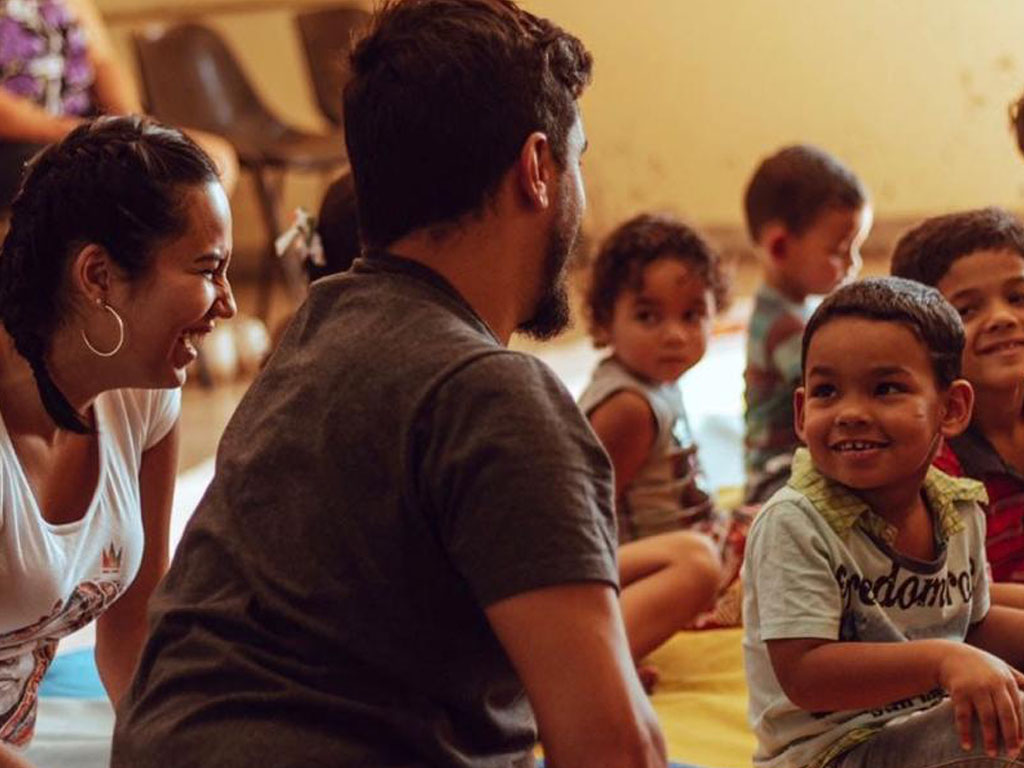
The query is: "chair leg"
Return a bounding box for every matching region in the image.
[252,165,279,322]
[253,167,309,321]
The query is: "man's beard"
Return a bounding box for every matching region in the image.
[517,187,579,340]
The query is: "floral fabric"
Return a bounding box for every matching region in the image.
[0,0,95,116]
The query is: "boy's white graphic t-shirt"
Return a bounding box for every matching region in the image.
[0,387,179,746]
[742,449,990,768]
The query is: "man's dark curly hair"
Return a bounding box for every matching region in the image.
[585,212,729,343]
[344,0,592,249]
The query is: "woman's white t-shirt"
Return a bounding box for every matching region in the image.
[0,387,180,746]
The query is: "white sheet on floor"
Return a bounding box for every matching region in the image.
[22,699,114,768]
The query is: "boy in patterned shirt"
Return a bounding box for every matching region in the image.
[743,145,872,503]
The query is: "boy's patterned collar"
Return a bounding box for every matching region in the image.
[787,448,987,546]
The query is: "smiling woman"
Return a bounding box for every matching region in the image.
[0,115,235,767]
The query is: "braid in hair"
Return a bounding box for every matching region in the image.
[0,148,89,432]
[0,115,219,432]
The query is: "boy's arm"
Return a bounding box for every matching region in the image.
[768,637,1024,756]
[486,582,667,768]
[967,604,1024,669]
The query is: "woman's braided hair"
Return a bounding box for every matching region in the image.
[0,115,219,433]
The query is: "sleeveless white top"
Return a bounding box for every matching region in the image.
[0,387,179,746]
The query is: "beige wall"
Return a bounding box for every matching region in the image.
[97,0,1024,255]
[522,0,1024,235]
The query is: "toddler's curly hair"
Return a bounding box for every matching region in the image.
[585,212,730,344]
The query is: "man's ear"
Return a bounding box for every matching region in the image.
[940,379,974,439]
[517,131,553,211]
[70,243,114,305]
[761,221,789,262]
[794,386,807,443]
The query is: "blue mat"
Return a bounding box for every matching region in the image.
[39,649,106,699]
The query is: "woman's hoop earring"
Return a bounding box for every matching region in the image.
[81,301,125,358]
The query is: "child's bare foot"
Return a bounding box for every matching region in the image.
[637,664,660,694]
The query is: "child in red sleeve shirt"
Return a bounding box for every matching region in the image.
[892,207,1024,605]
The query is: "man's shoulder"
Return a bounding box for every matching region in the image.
[430,349,580,421]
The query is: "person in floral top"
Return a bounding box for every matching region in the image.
[0,0,237,207]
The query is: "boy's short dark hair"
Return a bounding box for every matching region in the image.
[743,144,866,242]
[344,0,592,249]
[801,277,964,388]
[585,212,729,340]
[890,207,1024,287]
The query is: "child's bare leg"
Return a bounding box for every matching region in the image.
[618,530,722,662]
[991,582,1024,610]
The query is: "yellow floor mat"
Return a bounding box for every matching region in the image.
[645,628,754,768]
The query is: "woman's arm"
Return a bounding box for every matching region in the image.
[0,89,79,142]
[68,0,142,114]
[0,0,136,142]
[94,421,178,706]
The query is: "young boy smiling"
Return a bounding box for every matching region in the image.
[743,278,1024,768]
[892,208,1024,602]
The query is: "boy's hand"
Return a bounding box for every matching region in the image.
[938,644,1024,757]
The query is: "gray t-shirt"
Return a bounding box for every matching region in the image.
[111,254,619,768]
